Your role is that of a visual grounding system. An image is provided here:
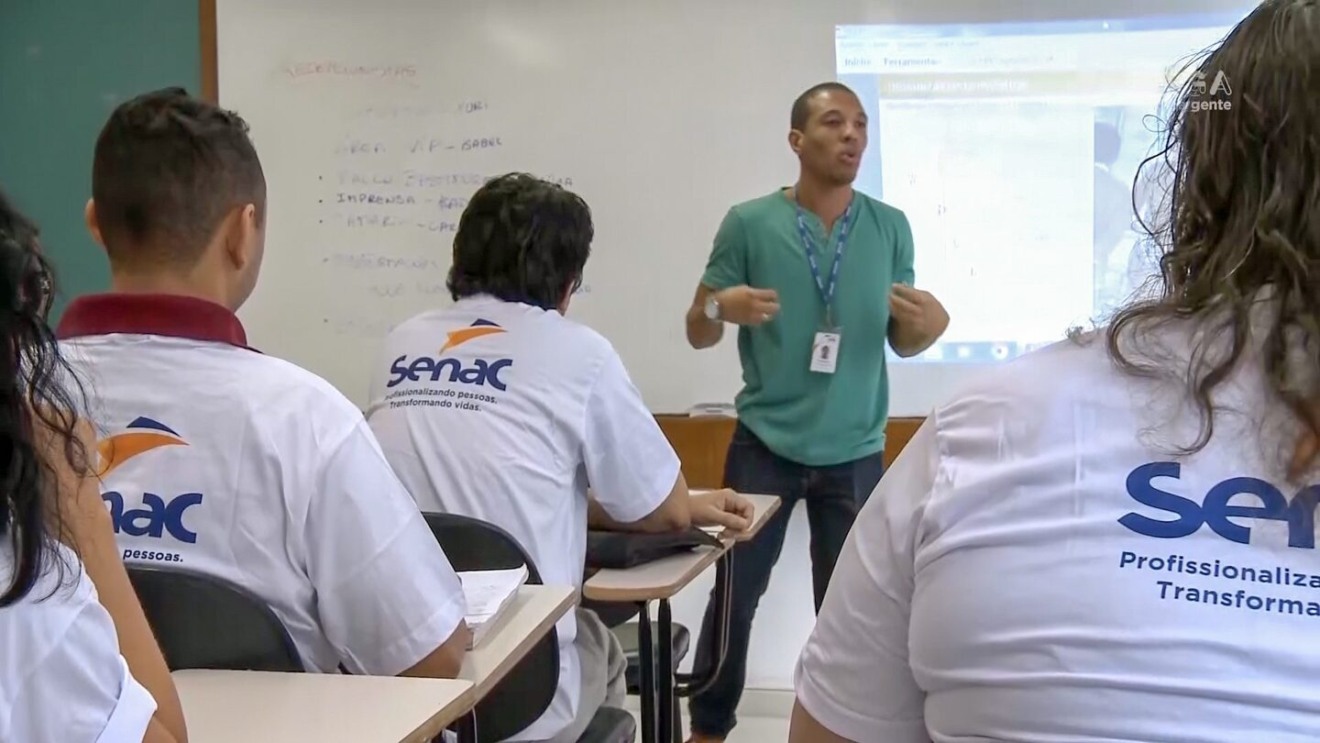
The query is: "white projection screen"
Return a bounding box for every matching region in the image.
[840,1,1253,413]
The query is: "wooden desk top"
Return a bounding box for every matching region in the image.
[460,584,575,699]
[582,543,723,603]
[582,492,782,603]
[172,669,474,743]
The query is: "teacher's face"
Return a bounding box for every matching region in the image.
[792,90,868,186]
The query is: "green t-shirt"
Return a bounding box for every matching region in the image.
[701,188,915,467]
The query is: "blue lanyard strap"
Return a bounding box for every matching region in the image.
[795,198,854,327]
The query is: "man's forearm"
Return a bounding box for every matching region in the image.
[888,318,940,358]
[686,305,724,349]
[588,497,684,533]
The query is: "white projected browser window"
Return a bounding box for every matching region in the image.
[836,13,1245,364]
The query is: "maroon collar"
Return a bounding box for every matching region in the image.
[57,293,253,350]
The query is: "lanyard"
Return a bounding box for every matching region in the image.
[795,197,854,328]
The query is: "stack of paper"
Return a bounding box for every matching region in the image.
[458,565,529,649]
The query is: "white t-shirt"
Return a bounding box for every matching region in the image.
[367,295,679,741]
[796,328,1320,743]
[0,541,157,742]
[58,294,467,676]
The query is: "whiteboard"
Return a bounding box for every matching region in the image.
[216,0,823,412]
[217,0,1247,415]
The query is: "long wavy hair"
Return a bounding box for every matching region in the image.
[0,188,90,607]
[1107,0,1320,474]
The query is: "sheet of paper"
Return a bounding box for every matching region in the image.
[459,566,527,620]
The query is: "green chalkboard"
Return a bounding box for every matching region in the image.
[0,1,203,319]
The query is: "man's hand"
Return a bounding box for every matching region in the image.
[715,286,781,326]
[690,489,755,532]
[888,284,949,357]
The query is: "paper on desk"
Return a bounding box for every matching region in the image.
[458,565,528,648]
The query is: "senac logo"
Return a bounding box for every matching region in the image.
[386,318,514,391]
[1119,461,1320,549]
[98,417,204,544]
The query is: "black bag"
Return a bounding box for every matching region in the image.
[585,527,722,570]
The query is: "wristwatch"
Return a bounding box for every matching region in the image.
[704,294,722,321]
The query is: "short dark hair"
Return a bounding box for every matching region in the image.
[91,87,266,268]
[791,82,859,130]
[447,173,592,309]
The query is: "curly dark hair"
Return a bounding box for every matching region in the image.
[1108,0,1320,474]
[447,173,592,310]
[0,188,90,607]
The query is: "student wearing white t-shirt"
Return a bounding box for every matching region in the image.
[0,189,184,743]
[791,3,1320,742]
[366,173,754,743]
[57,88,470,680]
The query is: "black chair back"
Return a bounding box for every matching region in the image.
[424,512,559,743]
[127,564,303,672]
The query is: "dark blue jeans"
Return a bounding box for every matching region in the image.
[688,423,885,738]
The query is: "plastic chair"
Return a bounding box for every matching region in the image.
[127,564,303,672]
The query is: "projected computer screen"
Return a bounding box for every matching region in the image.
[836,13,1245,363]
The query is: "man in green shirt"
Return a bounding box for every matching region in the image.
[682,82,949,743]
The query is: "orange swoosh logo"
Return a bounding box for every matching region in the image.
[97,432,188,477]
[441,326,506,352]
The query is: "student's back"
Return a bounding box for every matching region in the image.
[795,328,1320,742]
[369,296,671,593]
[61,87,469,679]
[60,298,464,674]
[366,174,686,742]
[368,174,753,742]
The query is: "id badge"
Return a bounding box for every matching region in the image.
[810,331,841,374]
